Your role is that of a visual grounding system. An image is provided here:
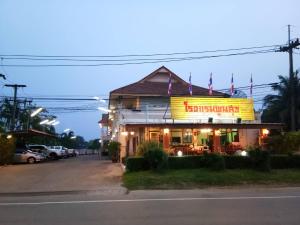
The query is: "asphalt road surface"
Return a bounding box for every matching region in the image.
[1,187,300,225]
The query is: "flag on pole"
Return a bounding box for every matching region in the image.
[208,73,213,95]
[168,73,172,96]
[188,73,193,96]
[250,74,253,97]
[230,74,234,96]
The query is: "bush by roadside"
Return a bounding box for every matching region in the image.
[203,152,225,171]
[0,136,15,165]
[266,132,300,154]
[126,153,300,172]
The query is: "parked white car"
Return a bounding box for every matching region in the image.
[28,144,63,160]
[48,146,69,158]
[14,147,45,164]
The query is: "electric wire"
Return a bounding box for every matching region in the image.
[1,49,276,67]
[0,44,282,58]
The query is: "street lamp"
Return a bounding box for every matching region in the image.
[30,107,43,117]
[39,119,49,125]
[47,119,56,125]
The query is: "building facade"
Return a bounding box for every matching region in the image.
[100,66,281,159]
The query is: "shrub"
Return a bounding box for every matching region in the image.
[290,155,300,168]
[168,156,205,169]
[223,155,252,169]
[203,152,225,171]
[270,155,291,169]
[270,154,300,169]
[248,148,271,172]
[0,136,15,165]
[126,157,149,172]
[144,148,168,171]
[266,132,300,154]
[136,141,162,156]
[108,141,121,162]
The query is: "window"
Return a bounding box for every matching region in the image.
[171,130,182,145]
[183,129,192,143]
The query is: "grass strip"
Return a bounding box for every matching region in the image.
[123,169,300,190]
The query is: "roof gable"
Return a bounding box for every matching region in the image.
[138,66,187,84]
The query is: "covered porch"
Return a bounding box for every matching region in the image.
[123,123,283,157]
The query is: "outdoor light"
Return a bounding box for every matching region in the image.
[214,130,221,136]
[98,107,111,113]
[262,129,270,136]
[7,134,12,139]
[64,128,70,132]
[30,107,43,117]
[163,128,170,134]
[47,119,56,125]
[93,96,106,103]
[200,128,212,133]
[130,131,135,135]
[99,139,102,143]
[121,131,128,136]
[70,136,77,139]
[39,119,49,125]
[177,150,183,157]
[52,121,60,126]
[241,150,248,157]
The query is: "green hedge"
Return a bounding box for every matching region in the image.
[223,156,252,169]
[125,154,300,172]
[271,155,300,169]
[126,157,149,172]
[168,156,205,169]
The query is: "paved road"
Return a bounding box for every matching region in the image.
[0,155,124,194]
[0,187,299,225]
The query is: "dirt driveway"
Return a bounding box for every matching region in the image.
[0,155,124,194]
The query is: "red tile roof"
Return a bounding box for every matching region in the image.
[110,66,227,97]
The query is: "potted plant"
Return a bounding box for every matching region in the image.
[108,141,121,163]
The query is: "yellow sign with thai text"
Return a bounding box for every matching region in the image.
[170,97,255,121]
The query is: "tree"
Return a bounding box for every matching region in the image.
[262,74,300,130]
[87,139,100,150]
[0,98,56,133]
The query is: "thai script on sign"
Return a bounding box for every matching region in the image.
[184,101,239,113]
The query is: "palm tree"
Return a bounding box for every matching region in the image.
[262,73,300,130]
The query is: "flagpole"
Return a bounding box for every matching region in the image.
[250,74,253,98]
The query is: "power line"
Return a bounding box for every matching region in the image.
[0,44,282,58]
[0,49,276,67]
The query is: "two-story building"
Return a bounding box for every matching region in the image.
[101,66,282,159]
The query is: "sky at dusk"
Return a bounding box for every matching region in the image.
[0,0,300,140]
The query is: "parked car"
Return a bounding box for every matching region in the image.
[14,146,45,164]
[28,144,63,160]
[65,148,77,157]
[48,146,69,158]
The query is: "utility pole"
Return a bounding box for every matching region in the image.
[4,84,26,131]
[0,73,6,80]
[279,25,300,131]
